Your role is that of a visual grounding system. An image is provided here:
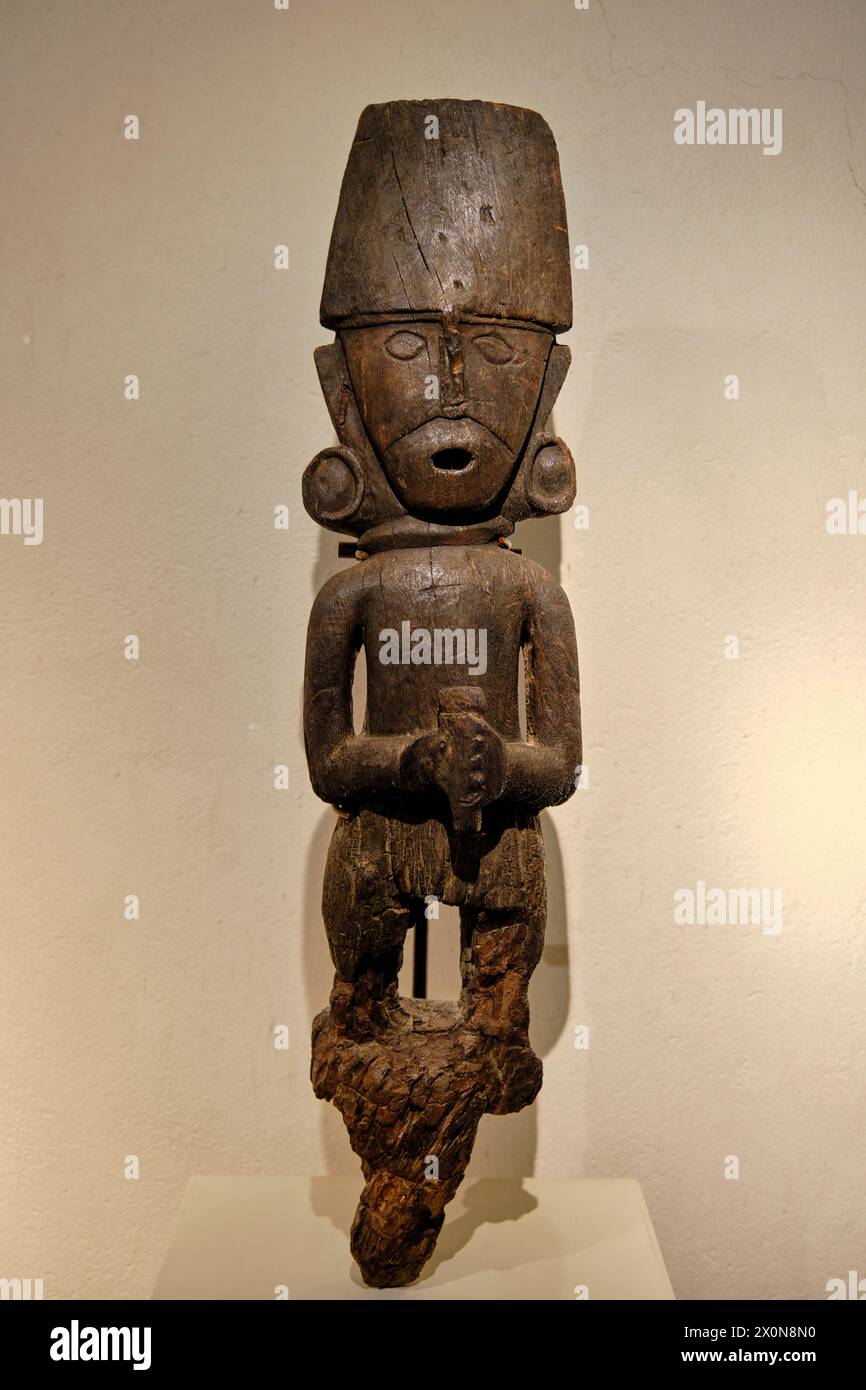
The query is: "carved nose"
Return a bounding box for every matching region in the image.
[431,448,472,471]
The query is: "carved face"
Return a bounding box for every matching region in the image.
[340,316,551,515]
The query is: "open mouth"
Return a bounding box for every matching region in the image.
[431,447,473,471]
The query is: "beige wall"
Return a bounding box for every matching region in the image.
[1,0,864,1299]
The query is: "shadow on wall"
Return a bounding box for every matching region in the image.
[299,408,574,1180]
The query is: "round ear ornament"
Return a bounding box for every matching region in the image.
[302,446,365,526]
[524,435,576,515]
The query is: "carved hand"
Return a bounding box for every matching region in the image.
[400,714,507,830]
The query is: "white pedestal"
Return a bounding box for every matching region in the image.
[153,1176,674,1300]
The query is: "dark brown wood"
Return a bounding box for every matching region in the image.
[303,99,582,1288]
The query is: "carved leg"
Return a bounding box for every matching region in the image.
[316,810,413,1040]
[458,899,545,1114]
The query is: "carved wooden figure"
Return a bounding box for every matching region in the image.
[303,100,581,1287]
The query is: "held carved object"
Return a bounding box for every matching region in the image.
[302,100,582,1287]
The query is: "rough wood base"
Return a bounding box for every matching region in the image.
[312,995,541,1287]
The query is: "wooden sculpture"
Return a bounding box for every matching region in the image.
[302,99,582,1288]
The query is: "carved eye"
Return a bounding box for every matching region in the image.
[472,332,513,365]
[385,330,426,361]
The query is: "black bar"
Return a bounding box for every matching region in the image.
[413,917,428,998]
[5,1298,862,1374]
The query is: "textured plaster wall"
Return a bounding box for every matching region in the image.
[1,0,864,1300]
